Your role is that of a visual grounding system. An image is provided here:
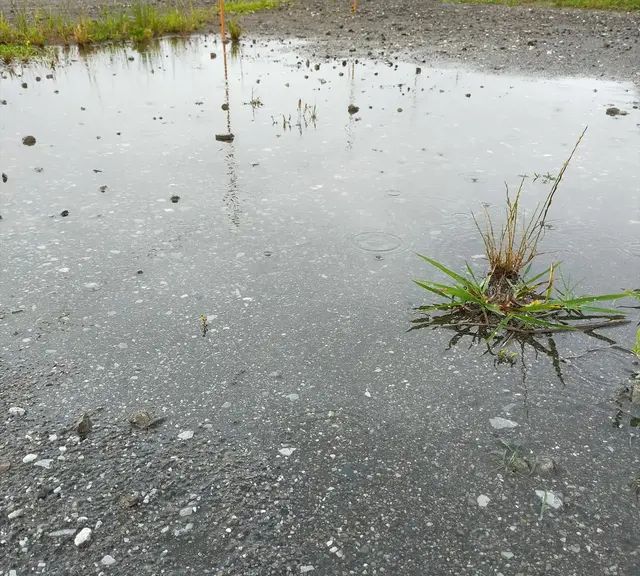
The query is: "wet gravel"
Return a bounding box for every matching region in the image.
[246,0,640,84]
[1,6,640,575]
[1,0,639,82]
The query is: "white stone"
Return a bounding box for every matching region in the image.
[177,430,194,440]
[535,490,563,510]
[489,417,519,429]
[34,459,53,469]
[101,555,116,566]
[285,394,299,401]
[8,508,24,520]
[74,527,92,547]
[179,506,194,517]
[300,566,315,573]
[23,453,38,464]
[8,406,26,416]
[221,402,231,409]
[501,551,514,559]
[477,494,490,508]
[278,447,296,457]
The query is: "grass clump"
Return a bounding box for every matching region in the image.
[228,19,242,43]
[474,128,585,303]
[225,0,285,13]
[0,1,285,55]
[412,128,639,346]
[0,42,43,63]
[633,328,640,359]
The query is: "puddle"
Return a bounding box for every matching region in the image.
[1,36,640,574]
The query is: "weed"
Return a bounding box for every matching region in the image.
[225,0,285,14]
[0,42,42,62]
[474,128,586,294]
[0,1,285,60]
[412,129,640,346]
[532,171,557,184]
[245,90,262,108]
[493,440,532,475]
[412,254,633,337]
[228,19,241,43]
[73,21,90,46]
[496,348,518,365]
[272,114,292,130]
[633,327,640,359]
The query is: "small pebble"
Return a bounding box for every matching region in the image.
[101,555,116,566]
[74,527,92,547]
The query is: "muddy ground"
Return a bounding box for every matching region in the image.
[1,0,640,82]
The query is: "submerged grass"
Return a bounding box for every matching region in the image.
[448,0,640,10]
[0,0,284,61]
[412,129,640,348]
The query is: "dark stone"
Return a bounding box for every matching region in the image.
[22,135,36,146]
[60,210,69,217]
[2,173,7,183]
[606,106,627,116]
[21,82,27,89]
[119,493,141,508]
[215,133,235,142]
[222,103,229,111]
[37,486,54,500]
[75,413,92,439]
[170,195,180,203]
[348,104,359,114]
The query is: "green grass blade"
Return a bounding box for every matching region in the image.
[417,254,478,291]
[555,292,630,307]
[510,313,574,331]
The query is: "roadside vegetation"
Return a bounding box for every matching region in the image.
[0,0,283,62]
[412,128,640,353]
[450,0,640,10]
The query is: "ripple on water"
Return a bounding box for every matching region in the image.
[352,231,403,253]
